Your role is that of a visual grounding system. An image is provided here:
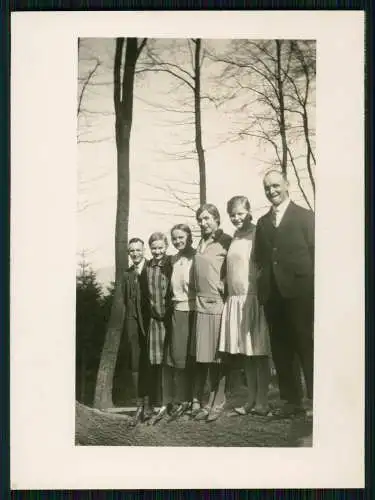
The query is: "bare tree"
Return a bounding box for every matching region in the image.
[209,39,316,209]
[77,38,114,145]
[77,39,101,141]
[93,37,147,410]
[139,38,208,205]
[193,39,206,205]
[77,48,101,118]
[283,40,316,197]
[140,178,201,238]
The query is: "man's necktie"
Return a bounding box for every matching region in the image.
[271,209,278,227]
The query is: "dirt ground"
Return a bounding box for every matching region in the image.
[76,382,313,447]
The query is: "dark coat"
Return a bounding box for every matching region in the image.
[146,255,174,322]
[253,201,315,304]
[122,261,150,336]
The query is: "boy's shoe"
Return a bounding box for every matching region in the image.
[129,405,144,427]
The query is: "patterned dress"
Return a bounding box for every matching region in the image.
[146,255,173,365]
[219,225,270,356]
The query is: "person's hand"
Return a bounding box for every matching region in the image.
[217,281,224,294]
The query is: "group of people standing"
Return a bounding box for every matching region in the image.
[120,170,315,427]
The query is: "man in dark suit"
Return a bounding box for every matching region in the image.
[254,170,314,417]
[121,237,151,426]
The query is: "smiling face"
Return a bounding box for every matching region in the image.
[197,210,219,238]
[229,202,251,230]
[150,239,167,261]
[263,171,289,207]
[171,229,189,252]
[128,241,144,265]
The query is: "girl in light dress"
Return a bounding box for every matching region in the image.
[163,224,196,422]
[219,196,271,416]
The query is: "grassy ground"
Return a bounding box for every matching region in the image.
[76,378,313,447]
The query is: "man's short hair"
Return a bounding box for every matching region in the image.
[128,237,144,247]
[263,168,288,182]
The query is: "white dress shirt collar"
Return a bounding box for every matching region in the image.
[134,258,145,275]
[272,197,291,227]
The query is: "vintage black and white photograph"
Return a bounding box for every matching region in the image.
[11,10,364,489]
[76,37,316,447]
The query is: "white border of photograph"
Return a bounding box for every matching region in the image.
[10,10,364,489]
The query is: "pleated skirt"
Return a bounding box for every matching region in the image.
[219,293,270,356]
[190,312,222,363]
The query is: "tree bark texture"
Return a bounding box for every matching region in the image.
[194,39,207,205]
[301,105,316,199]
[275,40,288,177]
[94,38,140,410]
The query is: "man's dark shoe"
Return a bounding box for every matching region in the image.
[129,406,144,427]
[269,403,306,419]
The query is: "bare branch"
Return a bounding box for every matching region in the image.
[78,136,114,144]
[79,171,111,185]
[141,177,199,187]
[145,209,196,218]
[136,38,147,59]
[187,39,195,71]
[77,59,101,117]
[287,146,313,210]
[134,94,194,114]
[136,67,195,92]
[140,179,199,215]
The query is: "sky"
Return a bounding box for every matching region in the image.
[77,38,315,280]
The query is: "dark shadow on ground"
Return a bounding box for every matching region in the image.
[76,377,313,447]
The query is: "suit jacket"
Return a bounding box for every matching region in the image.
[122,260,150,336]
[253,201,315,303]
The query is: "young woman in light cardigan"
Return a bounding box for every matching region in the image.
[219,196,271,416]
[164,224,196,422]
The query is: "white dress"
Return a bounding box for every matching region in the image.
[219,227,270,356]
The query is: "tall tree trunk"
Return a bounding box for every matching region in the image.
[94,38,138,409]
[79,348,84,402]
[287,146,313,211]
[275,40,288,176]
[194,39,207,205]
[302,107,316,199]
[291,40,316,200]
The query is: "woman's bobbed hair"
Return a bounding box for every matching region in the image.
[148,231,168,247]
[195,203,221,226]
[170,223,193,247]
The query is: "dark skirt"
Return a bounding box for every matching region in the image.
[121,317,143,371]
[165,310,195,369]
